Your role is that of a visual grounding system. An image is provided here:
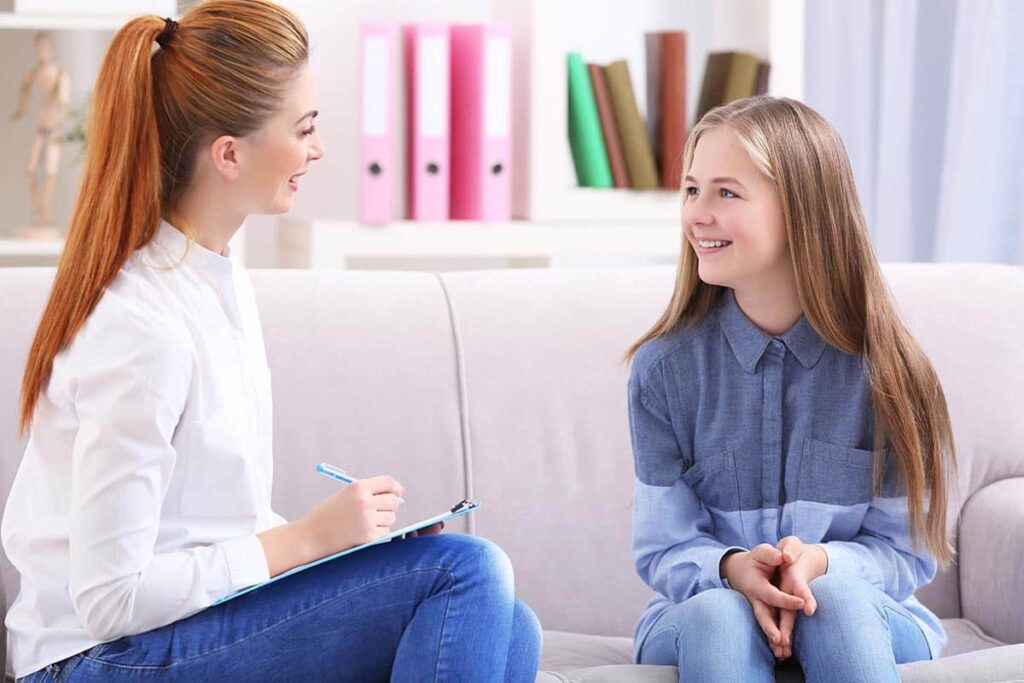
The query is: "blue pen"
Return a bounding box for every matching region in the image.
[316,462,405,503]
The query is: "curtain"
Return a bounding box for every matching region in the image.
[803,0,1024,264]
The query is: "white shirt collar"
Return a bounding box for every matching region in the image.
[150,218,234,275]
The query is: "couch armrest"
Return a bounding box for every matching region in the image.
[959,476,1024,644]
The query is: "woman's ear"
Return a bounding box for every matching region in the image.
[208,135,241,181]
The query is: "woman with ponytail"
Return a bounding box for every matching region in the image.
[3,3,541,681]
[625,96,957,682]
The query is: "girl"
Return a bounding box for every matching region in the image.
[3,2,541,681]
[625,96,956,682]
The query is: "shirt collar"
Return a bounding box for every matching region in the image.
[717,288,827,373]
[150,218,234,276]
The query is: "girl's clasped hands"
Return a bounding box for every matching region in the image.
[720,536,829,660]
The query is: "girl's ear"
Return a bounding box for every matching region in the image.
[208,135,241,181]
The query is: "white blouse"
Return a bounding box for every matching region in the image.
[2,220,285,678]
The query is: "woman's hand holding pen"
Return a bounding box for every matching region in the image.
[296,475,406,559]
[720,544,807,655]
[770,536,827,660]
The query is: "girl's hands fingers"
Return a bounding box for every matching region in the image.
[755,581,805,611]
[792,577,818,616]
[750,543,784,567]
[776,535,804,564]
[778,608,796,659]
[749,598,782,650]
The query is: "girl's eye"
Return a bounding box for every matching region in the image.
[302,125,317,137]
[684,186,739,199]
[684,186,698,197]
[720,188,737,198]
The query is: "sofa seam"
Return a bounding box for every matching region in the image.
[433,272,476,535]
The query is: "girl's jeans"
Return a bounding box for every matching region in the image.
[638,573,931,683]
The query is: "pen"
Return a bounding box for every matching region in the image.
[316,462,405,504]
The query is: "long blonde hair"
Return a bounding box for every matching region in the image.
[19,0,308,436]
[627,96,956,565]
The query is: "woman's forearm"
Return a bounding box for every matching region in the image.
[257,520,319,578]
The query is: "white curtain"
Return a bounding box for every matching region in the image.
[803,0,1024,264]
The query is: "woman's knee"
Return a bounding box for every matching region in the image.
[423,534,515,592]
[512,599,543,652]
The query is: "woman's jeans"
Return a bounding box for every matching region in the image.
[638,574,932,683]
[21,534,542,683]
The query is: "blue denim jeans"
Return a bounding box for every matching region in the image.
[638,574,932,683]
[20,534,542,683]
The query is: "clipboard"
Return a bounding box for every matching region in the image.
[212,499,481,606]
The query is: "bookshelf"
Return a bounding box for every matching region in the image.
[486,0,804,225]
[0,1,807,270]
[278,217,680,269]
[275,0,805,270]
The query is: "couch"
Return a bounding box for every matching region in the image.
[1,263,1022,682]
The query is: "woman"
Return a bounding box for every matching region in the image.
[4,2,541,681]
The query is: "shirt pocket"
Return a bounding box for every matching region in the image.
[792,437,874,539]
[682,449,741,514]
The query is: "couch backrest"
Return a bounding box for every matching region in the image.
[434,263,1024,637]
[2,264,1022,666]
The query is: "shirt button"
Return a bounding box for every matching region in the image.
[771,339,784,351]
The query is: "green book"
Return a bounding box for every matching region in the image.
[567,53,613,188]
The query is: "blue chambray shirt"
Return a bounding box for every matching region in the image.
[628,288,946,660]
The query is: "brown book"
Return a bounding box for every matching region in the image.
[696,51,762,124]
[696,51,733,123]
[603,60,659,189]
[588,63,630,188]
[755,60,771,96]
[723,52,760,102]
[644,33,663,173]
[659,32,687,189]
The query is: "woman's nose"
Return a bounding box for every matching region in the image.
[310,136,326,162]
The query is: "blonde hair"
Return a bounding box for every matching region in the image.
[20,0,308,436]
[627,96,956,565]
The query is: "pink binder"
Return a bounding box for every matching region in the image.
[403,24,451,220]
[359,23,395,225]
[449,23,512,221]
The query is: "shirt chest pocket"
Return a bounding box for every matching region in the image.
[796,438,875,507]
[681,449,741,513]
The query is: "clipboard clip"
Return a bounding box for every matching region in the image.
[450,499,479,514]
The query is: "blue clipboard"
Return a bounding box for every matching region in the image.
[213,499,481,606]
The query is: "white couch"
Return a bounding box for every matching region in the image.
[1,263,1023,682]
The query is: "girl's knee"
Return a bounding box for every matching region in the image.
[666,588,754,632]
[807,573,875,605]
[797,574,882,637]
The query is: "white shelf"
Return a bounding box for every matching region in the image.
[0,238,63,257]
[0,12,153,30]
[278,219,680,268]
